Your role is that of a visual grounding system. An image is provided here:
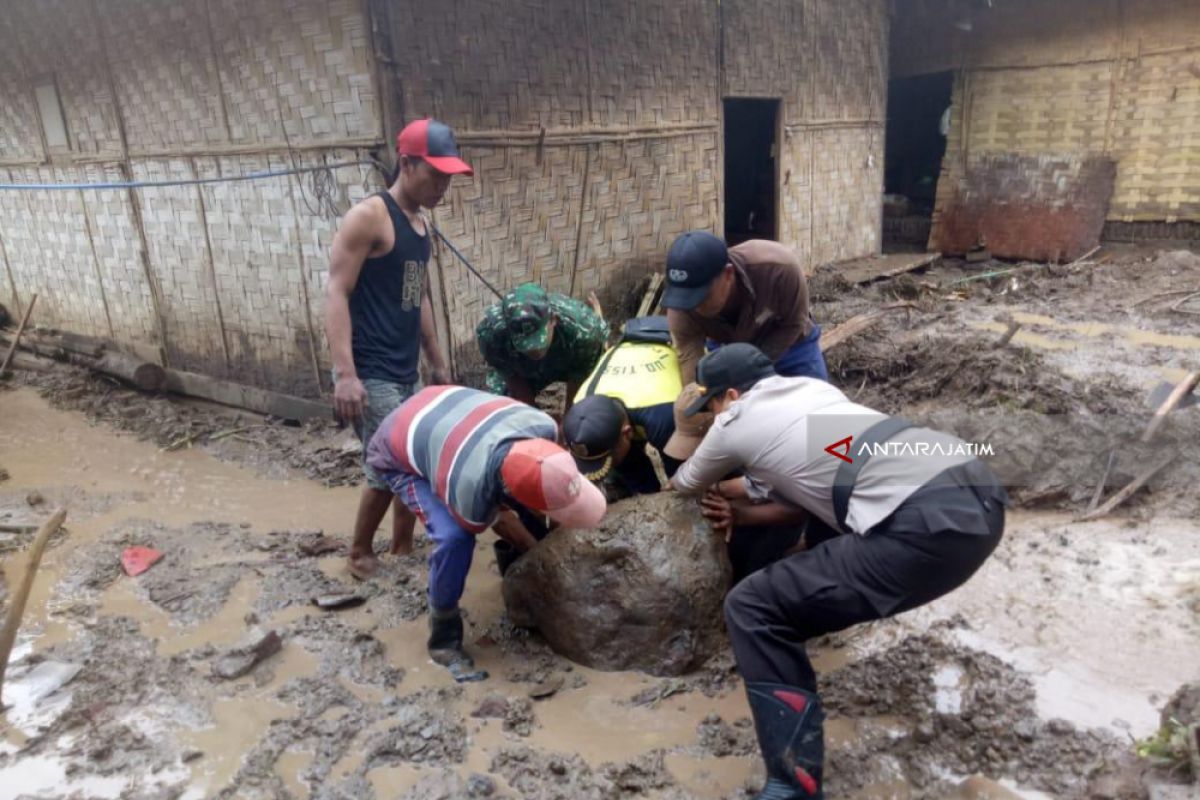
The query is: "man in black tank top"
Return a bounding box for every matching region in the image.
[325,119,472,580]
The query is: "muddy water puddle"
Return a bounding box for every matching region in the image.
[2,387,1197,798]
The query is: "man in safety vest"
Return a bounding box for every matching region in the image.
[562,318,711,496]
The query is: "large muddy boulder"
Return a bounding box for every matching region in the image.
[502,492,731,676]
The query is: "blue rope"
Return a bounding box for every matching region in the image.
[0,160,376,191]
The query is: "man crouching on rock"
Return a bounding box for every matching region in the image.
[366,384,607,682]
[669,344,1006,800]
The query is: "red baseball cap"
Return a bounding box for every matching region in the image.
[500,438,607,528]
[396,118,473,176]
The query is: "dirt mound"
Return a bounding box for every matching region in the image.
[828,332,1134,417]
[489,746,676,799]
[820,633,1127,798]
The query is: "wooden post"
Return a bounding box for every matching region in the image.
[192,158,233,372]
[78,189,116,340]
[0,508,67,702]
[568,143,595,298]
[0,292,37,377]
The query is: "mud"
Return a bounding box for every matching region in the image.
[6,364,361,487]
[3,244,1199,800]
[816,245,1200,517]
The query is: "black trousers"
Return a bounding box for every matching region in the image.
[723,463,1006,692]
[727,523,802,585]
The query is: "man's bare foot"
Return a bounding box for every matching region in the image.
[388,540,414,557]
[347,552,380,581]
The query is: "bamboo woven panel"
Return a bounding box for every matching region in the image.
[102,0,228,152]
[723,0,806,101]
[0,166,111,337]
[576,135,720,291]
[9,0,124,159]
[385,0,592,131]
[0,17,44,163]
[964,64,1113,157]
[809,0,887,123]
[778,129,814,266]
[26,0,124,159]
[428,144,592,374]
[809,128,884,265]
[208,0,379,146]
[132,158,229,374]
[73,164,159,344]
[585,0,718,126]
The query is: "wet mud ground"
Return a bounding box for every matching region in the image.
[2,244,1199,798]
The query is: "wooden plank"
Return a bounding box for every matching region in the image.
[163,368,332,422]
[828,252,940,286]
[820,302,916,352]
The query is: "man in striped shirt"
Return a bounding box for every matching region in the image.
[367,385,607,681]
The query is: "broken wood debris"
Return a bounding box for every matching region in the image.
[0,293,37,378]
[636,273,665,317]
[0,508,67,700]
[820,302,916,353]
[1141,370,1200,444]
[1077,452,1176,522]
[830,252,941,286]
[996,320,1023,348]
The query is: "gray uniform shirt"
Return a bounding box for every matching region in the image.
[672,376,976,534]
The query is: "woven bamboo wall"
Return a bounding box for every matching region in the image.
[0,0,382,396]
[376,0,888,381]
[2,0,889,394]
[914,0,1200,228]
[726,0,887,267]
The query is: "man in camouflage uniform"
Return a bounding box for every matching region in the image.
[476,283,608,414]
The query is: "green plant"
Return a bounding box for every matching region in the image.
[1136,718,1195,779]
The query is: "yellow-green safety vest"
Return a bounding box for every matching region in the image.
[573,341,682,409]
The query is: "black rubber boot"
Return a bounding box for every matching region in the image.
[494,539,521,577]
[427,607,488,683]
[745,682,825,800]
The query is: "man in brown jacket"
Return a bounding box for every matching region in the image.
[662,231,827,384]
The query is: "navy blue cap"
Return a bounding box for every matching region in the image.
[686,343,776,416]
[662,231,729,310]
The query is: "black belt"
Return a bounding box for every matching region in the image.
[831,416,914,533]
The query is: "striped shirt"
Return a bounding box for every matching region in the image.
[366,386,557,533]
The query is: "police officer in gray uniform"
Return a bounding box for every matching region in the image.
[671,344,1006,800]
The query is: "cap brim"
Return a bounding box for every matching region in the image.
[662,431,705,461]
[572,453,614,483]
[546,478,607,528]
[424,155,474,176]
[661,281,712,311]
[684,386,722,417]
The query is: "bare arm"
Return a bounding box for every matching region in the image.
[492,510,540,553]
[668,308,705,385]
[420,286,451,384]
[325,202,380,421]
